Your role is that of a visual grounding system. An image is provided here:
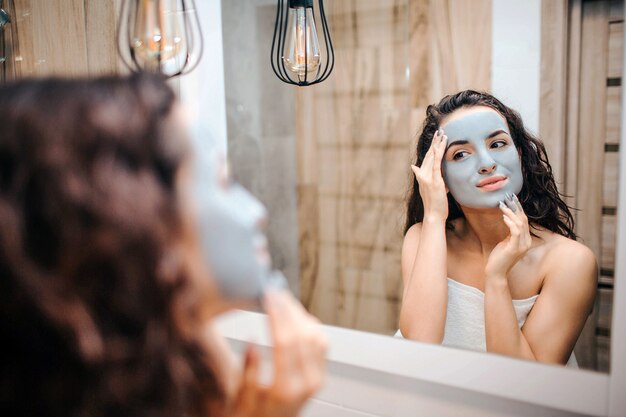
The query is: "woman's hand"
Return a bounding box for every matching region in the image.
[485,193,532,281]
[411,129,449,222]
[229,289,327,417]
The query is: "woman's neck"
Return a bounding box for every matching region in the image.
[457,206,510,254]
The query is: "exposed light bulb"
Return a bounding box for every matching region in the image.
[283,2,320,82]
[118,0,203,78]
[131,0,183,69]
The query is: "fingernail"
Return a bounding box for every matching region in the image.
[499,201,506,209]
[438,128,444,136]
[504,197,517,212]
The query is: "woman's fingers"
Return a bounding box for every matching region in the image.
[230,292,325,417]
[503,195,518,213]
[511,194,532,249]
[421,129,442,173]
[499,199,531,254]
[232,345,263,415]
[243,344,261,387]
[263,290,298,376]
[512,194,528,224]
[501,212,520,249]
[262,289,326,402]
[432,133,447,177]
[414,129,444,182]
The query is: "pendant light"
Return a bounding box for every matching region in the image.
[117,0,203,78]
[271,0,334,86]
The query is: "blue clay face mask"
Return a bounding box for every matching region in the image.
[441,108,523,209]
[191,146,286,301]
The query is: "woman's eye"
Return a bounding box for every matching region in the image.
[490,140,508,149]
[452,151,468,160]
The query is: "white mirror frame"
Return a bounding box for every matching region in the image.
[184,1,626,415]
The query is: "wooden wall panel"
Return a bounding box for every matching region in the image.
[12,0,121,78]
[84,0,119,75]
[607,85,622,145]
[604,151,620,208]
[556,0,623,372]
[608,21,623,79]
[409,0,430,109]
[601,215,616,272]
[12,0,36,76]
[31,0,88,75]
[565,0,583,210]
[429,0,491,100]
[540,0,569,185]
[573,0,611,371]
[297,0,412,333]
[577,0,609,262]
[297,0,492,335]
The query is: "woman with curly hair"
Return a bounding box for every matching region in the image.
[398,90,597,366]
[0,74,326,417]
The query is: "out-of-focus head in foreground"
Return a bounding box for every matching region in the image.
[0,74,227,417]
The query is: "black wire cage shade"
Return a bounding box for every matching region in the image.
[117,0,203,78]
[271,0,334,86]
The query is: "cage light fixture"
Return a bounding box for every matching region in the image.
[271,0,334,86]
[117,0,203,78]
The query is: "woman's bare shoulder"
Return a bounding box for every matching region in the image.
[537,230,594,257]
[536,230,597,282]
[405,222,423,235]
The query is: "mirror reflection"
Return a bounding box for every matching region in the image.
[221,0,622,372]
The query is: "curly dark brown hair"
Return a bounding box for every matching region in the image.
[0,74,225,417]
[405,90,576,239]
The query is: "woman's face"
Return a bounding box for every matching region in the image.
[440,106,523,209]
[192,157,274,300]
[173,106,281,305]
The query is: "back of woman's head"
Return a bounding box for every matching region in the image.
[0,74,223,417]
[405,90,575,239]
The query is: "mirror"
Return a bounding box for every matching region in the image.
[220,0,622,373]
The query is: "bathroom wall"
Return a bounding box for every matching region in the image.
[221,0,301,293]
[491,0,541,135]
[11,0,121,77]
[296,0,492,334]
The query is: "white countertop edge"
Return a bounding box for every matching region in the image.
[214,309,609,416]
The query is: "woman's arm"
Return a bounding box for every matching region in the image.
[399,219,448,343]
[483,196,597,363]
[518,243,597,364]
[399,130,449,343]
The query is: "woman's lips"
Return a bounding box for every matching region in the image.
[476,176,508,191]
